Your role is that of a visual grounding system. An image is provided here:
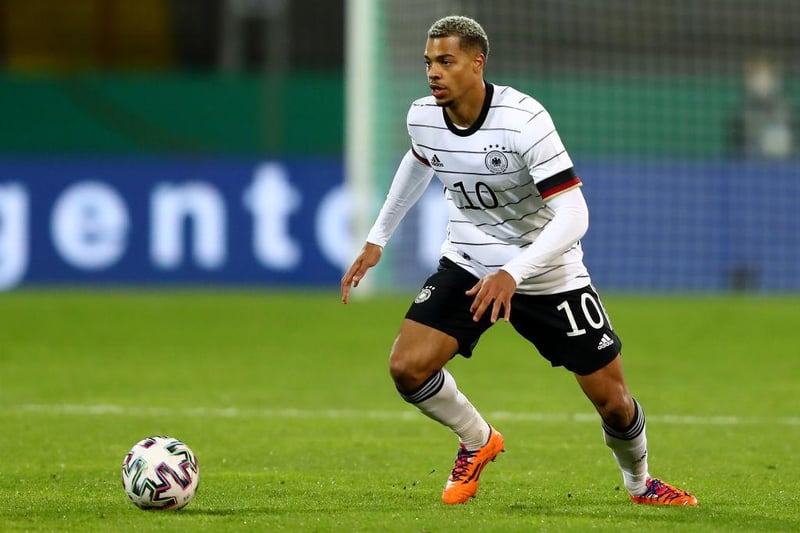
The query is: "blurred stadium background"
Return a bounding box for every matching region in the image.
[0,0,798,293]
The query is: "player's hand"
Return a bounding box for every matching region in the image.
[465,269,517,323]
[341,243,383,304]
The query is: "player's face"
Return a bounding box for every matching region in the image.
[424,36,484,108]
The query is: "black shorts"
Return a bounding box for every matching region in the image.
[405,258,622,376]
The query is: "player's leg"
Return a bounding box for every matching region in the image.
[391,258,504,504]
[576,357,698,506]
[509,285,697,505]
[574,356,648,495]
[390,318,491,448]
[390,320,505,504]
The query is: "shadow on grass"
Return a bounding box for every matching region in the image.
[504,499,799,532]
[179,507,284,516]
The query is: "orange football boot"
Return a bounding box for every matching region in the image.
[629,477,698,506]
[441,427,505,504]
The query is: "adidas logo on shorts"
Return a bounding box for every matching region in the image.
[597,333,614,350]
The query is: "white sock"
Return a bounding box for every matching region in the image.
[401,369,490,450]
[602,399,649,495]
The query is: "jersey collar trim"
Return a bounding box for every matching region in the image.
[442,82,494,137]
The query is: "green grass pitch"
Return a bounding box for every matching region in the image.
[0,290,798,532]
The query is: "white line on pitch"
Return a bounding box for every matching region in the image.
[5,404,800,426]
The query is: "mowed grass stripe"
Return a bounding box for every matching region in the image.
[9,403,800,426]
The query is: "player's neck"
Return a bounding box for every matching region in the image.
[446,81,487,128]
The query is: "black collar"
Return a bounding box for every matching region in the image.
[443,82,493,137]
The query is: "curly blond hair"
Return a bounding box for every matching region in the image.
[427,15,489,57]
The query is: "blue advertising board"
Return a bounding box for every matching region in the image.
[0,157,349,289]
[578,158,800,291]
[0,157,797,291]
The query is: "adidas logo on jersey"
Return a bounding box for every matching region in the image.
[430,154,444,168]
[597,333,614,350]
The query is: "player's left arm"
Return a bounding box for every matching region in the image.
[500,186,588,285]
[467,187,588,323]
[467,104,586,323]
[502,102,588,284]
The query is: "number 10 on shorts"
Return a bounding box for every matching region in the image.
[556,292,611,337]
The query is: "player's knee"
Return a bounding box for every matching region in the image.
[388,347,430,393]
[597,395,635,430]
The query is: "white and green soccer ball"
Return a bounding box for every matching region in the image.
[121,436,200,510]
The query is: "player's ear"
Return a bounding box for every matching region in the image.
[473,53,486,72]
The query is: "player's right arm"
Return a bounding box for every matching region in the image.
[340,149,435,304]
[340,242,382,304]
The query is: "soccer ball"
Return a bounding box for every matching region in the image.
[121,436,200,510]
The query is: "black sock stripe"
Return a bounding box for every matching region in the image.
[603,399,646,440]
[400,370,445,404]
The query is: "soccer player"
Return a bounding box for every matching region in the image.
[341,15,697,507]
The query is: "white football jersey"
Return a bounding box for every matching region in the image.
[408,83,591,294]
